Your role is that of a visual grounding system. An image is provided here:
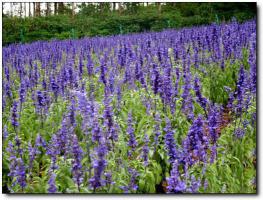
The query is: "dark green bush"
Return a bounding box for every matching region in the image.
[2,3,256,46]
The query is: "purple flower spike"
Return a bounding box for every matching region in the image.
[141,134,150,166]
[72,134,83,190]
[127,112,137,157]
[3,125,8,141]
[89,142,107,191]
[15,158,27,190]
[194,76,207,111]
[11,101,19,129]
[234,128,245,139]
[164,118,177,163]
[48,172,57,193]
[153,113,161,151]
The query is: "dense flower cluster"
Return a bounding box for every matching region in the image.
[2,19,256,194]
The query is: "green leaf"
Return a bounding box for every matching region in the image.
[139,179,145,190]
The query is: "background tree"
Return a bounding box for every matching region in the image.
[32,2,34,16]
[46,3,51,16]
[72,3,75,18]
[156,2,162,16]
[36,3,41,17]
[19,3,22,17]
[54,2,58,15]
[118,3,124,14]
[124,2,140,14]
[58,2,65,15]
[29,2,31,17]
[10,3,13,17]
[113,2,116,11]
[24,3,26,17]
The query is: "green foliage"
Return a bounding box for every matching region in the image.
[199,61,239,105]
[204,118,256,193]
[3,3,256,45]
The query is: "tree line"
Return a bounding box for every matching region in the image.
[2,2,256,46]
[3,2,74,17]
[3,2,161,18]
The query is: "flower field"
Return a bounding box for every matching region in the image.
[2,19,256,193]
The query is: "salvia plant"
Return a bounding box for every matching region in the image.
[2,19,256,194]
